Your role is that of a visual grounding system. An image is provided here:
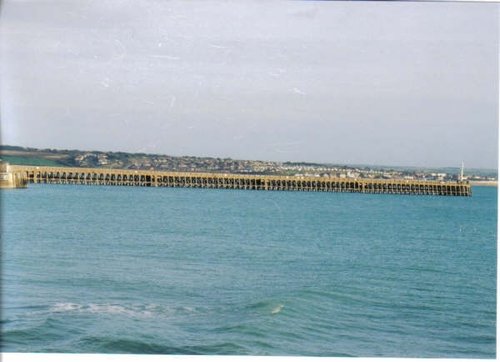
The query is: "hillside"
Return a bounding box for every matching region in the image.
[0,145,496,182]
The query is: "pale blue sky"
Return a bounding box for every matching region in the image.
[1,0,498,168]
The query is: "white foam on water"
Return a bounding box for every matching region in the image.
[271,304,284,315]
[49,303,154,318]
[48,303,202,318]
[88,304,128,315]
[51,303,82,312]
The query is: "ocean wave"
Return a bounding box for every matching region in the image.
[212,323,267,338]
[245,301,286,315]
[2,316,78,352]
[271,304,284,314]
[77,336,248,355]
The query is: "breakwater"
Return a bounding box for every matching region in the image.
[0,162,28,189]
[10,165,471,196]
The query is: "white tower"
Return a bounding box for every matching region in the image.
[459,161,464,182]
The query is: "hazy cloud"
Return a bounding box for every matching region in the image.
[0,0,498,168]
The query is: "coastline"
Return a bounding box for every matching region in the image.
[470,181,498,187]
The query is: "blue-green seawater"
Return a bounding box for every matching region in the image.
[1,185,497,357]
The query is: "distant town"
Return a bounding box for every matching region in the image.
[0,145,497,184]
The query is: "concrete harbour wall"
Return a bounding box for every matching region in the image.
[0,162,28,189]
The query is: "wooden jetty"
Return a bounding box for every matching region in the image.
[10,165,472,196]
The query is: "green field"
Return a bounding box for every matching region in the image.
[0,155,65,167]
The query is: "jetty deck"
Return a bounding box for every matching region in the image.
[10,165,471,196]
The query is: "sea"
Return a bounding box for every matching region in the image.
[1,184,497,358]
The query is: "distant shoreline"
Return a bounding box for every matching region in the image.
[470,181,498,187]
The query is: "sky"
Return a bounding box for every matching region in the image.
[0,0,498,169]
